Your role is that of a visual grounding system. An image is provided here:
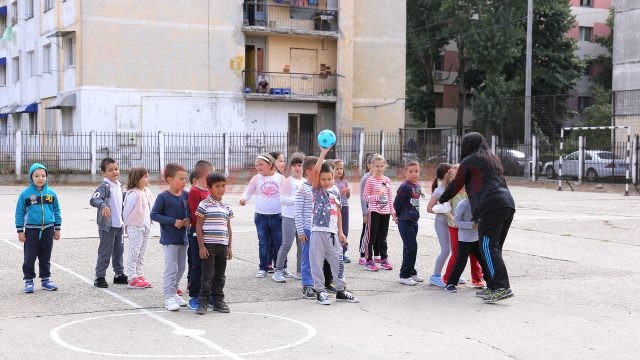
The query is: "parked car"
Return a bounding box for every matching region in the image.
[498,149,543,176]
[544,150,629,182]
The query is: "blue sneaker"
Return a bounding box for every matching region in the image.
[429,275,445,288]
[24,281,34,294]
[188,297,200,310]
[41,278,58,291]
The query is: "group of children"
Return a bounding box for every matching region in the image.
[14,132,515,308]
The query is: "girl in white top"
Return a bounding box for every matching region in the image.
[239,153,283,278]
[272,153,306,283]
[122,167,153,289]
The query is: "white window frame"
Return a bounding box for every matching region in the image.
[0,63,6,86]
[577,96,592,112]
[44,0,54,12]
[579,26,593,42]
[26,50,35,78]
[12,56,19,84]
[25,0,34,19]
[28,112,38,134]
[64,36,75,68]
[42,44,51,73]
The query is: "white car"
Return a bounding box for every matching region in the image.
[544,150,629,181]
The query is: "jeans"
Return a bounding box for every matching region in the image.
[254,213,282,271]
[398,221,418,279]
[22,227,55,280]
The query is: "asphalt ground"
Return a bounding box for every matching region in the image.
[0,182,639,360]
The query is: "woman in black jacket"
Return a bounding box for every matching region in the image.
[439,132,515,303]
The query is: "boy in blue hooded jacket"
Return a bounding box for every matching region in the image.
[15,163,62,293]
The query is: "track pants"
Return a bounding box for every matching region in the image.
[478,207,514,290]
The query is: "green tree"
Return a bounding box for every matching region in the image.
[575,84,612,149]
[589,7,613,90]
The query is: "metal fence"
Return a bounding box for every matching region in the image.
[243,3,338,33]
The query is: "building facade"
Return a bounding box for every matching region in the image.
[0,0,406,138]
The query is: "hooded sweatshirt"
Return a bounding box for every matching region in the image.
[15,163,62,232]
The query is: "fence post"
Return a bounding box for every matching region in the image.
[358,131,364,171]
[531,135,537,182]
[633,134,639,185]
[625,129,630,196]
[578,135,584,184]
[90,130,97,175]
[559,129,564,191]
[454,135,461,163]
[380,130,385,158]
[446,136,452,164]
[15,130,22,181]
[491,135,497,155]
[224,133,230,178]
[158,131,165,173]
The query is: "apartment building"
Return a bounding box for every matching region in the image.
[0,0,406,139]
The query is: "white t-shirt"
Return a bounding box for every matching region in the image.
[311,185,341,234]
[241,173,283,215]
[281,176,305,219]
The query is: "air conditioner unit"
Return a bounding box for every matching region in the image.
[119,133,138,146]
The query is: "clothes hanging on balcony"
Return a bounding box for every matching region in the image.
[290,0,311,7]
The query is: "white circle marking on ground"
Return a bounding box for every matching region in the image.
[50,310,317,358]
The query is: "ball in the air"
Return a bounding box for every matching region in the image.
[317,129,336,149]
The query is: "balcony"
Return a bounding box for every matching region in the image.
[242,3,339,38]
[242,70,338,103]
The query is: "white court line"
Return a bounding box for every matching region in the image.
[2,238,242,360]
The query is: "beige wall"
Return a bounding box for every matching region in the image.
[266,35,337,73]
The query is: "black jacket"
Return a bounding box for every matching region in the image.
[439,154,515,221]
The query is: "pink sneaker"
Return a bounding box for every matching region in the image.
[176,288,183,296]
[374,256,382,264]
[365,260,379,272]
[127,277,148,289]
[358,257,367,266]
[380,259,393,270]
[138,276,153,288]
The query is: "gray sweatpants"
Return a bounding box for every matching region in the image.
[95,227,125,278]
[276,217,302,273]
[163,244,188,299]
[433,215,451,276]
[309,231,346,292]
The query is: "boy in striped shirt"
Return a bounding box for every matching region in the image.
[194,173,233,315]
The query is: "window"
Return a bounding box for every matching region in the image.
[44,0,54,12]
[0,63,5,86]
[45,109,55,133]
[25,0,34,19]
[61,108,73,133]
[584,63,592,76]
[12,56,19,83]
[42,44,51,73]
[579,27,593,42]
[580,0,593,7]
[10,2,17,25]
[64,37,75,67]
[434,55,444,71]
[28,113,38,134]
[435,93,444,108]
[0,117,7,136]
[0,13,6,33]
[26,51,35,78]
[577,96,592,112]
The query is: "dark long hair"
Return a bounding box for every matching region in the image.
[431,163,452,192]
[460,132,503,175]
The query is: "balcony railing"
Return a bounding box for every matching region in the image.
[242,70,337,100]
[243,3,339,35]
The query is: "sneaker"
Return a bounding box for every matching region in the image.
[176,288,183,296]
[365,260,379,272]
[211,300,230,313]
[24,280,34,294]
[165,297,180,311]
[471,280,487,289]
[380,259,393,270]
[41,278,58,291]
[444,284,457,293]
[357,257,367,266]
[343,255,352,264]
[316,291,331,305]
[113,274,128,285]
[283,268,296,278]
[411,274,425,282]
[293,273,302,280]
[483,288,514,303]
[336,290,360,303]
[326,283,337,293]
[399,277,417,286]
[302,286,316,299]
[267,265,275,273]
[173,294,188,307]
[195,302,207,315]
[458,276,467,285]
[94,277,108,288]
[188,297,200,310]
[138,276,153,288]
[127,277,148,289]
[429,275,445,287]
[271,271,286,283]
[373,256,382,264]
[476,288,492,298]
[255,270,267,278]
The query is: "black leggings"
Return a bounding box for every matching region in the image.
[478,207,514,289]
[366,212,390,260]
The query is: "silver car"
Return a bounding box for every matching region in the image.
[544,150,629,181]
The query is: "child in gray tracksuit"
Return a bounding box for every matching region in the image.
[309,145,359,305]
[90,157,128,288]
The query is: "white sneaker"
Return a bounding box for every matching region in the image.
[316,291,331,305]
[411,274,425,282]
[458,276,467,285]
[283,268,295,278]
[173,294,188,307]
[271,271,286,283]
[256,270,267,278]
[399,277,417,286]
[165,297,180,311]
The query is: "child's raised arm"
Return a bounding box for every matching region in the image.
[311,147,331,188]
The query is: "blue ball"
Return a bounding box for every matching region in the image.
[317,130,336,149]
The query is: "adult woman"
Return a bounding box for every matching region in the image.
[438,132,515,303]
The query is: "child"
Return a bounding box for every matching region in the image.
[239,153,282,278]
[122,167,153,289]
[442,164,485,288]
[444,197,490,293]
[426,163,453,287]
[269,151,286,270]
[187,160,214,310]
[269,151,286,175]
[151,163,190,311]
[15,163,62,293]
[273,153,306,283]
[363,154,396,271]
[309,146,359,305]
[358,154,375,265]
[195,173,234,315]
[90,157,128,288]
[332,159,351,263]
[393,160,425,286]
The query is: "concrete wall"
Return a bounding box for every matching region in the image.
[612,0,640,92]
[245,100,318,133]
[266,35,337,73]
